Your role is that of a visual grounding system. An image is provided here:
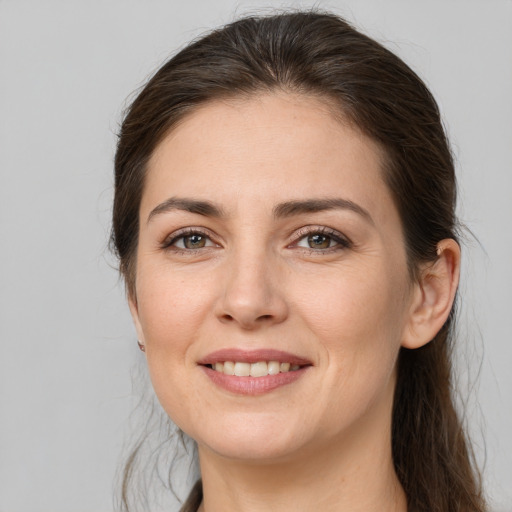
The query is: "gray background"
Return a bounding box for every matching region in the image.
[1,0,510,510]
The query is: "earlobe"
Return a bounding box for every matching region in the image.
[401,239,460,349]
[128,294,146,347]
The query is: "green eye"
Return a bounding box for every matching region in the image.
[168,231,216,250]
[294,228,351,252]
[183,234,207,249]
[307,234,332,249]
[296,233,337,249]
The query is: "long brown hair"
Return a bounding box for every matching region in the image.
[112,10,485,511]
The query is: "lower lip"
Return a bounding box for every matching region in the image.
[200,366,309,395]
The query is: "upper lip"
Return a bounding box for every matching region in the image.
[197,348,312,366]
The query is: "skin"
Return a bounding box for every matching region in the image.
[129,93,460,511]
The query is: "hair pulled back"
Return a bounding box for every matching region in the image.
[112,11,485,512]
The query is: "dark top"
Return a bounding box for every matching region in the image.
[180,480,203,512]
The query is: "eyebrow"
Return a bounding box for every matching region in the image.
[273,198,374,225]
[147,196,373,225]
[147,197,225,223]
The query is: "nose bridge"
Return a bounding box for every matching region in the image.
[217,241,287,329]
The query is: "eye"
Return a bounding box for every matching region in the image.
[175,233,210,249]
[298,233,335,249]
[163,229,218,251]
[293,227,351,252]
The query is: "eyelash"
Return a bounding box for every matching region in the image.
[160,226,352,254]
[161,227,218,254]
[290,226,352,254]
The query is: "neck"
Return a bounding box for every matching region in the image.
[197,384,406,512]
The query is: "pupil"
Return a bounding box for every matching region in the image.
[308,234,330,249]
[185,235,205,249]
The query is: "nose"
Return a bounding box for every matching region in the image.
[215,249,289,330]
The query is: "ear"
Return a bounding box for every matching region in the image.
[401,239,460,349]
[128,293,146,346]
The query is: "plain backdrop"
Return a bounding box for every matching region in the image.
[0,0,511,511]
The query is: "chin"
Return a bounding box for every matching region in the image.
[189,413,310,463]
[201,437,304,464]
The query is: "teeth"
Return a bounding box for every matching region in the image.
[234,362,251,377]
[268,361,280,375]
[223,361,235,375]
[250,361,268,377]
[210,360,303,377]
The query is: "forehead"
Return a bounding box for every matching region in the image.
[143,93,394,222]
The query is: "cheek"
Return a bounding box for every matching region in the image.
[135,263,215,404]
[135,268,212,429]
[292,263,408,416]
[137,261,214,345]
[296,262,408,349]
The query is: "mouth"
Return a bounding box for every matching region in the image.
[198,349,312,395]
[205,360,303,377]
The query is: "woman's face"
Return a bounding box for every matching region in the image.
[131,93,416,462]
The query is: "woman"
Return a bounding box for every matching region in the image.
[111,11,485,512]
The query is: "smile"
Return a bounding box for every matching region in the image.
[198,349,312,395]
[208,361,302,377]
